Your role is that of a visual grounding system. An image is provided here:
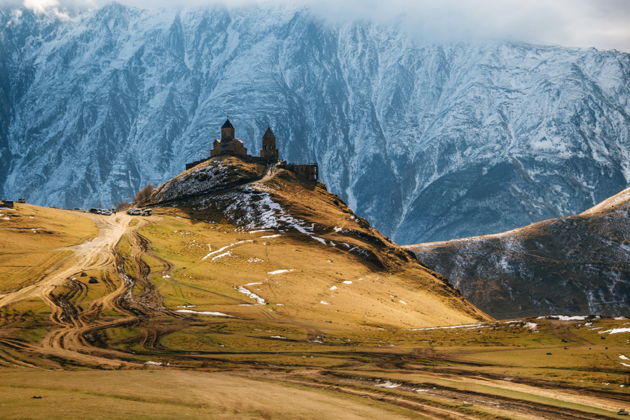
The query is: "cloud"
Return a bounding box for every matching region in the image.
[305,0,630,51]
[23,0,58,12]
[4,0,630,51]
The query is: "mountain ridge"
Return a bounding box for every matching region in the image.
[405,186,630,318]
[1,4,629,244]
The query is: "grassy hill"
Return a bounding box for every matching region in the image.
[0,158,628,419]
[405,187,630,318]
[138,155,488,332]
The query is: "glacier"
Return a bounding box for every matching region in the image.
[1,4,629,244]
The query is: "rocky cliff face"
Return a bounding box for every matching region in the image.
[406,188,630,318]
[1,4,629,244]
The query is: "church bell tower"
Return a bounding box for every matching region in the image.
[260,127,279,162]
[221,119,235,142]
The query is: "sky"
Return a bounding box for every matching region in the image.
[3,0,630,52]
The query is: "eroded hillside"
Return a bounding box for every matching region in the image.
[406,188,630,318]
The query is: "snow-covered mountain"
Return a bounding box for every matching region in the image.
[1,4,629,244]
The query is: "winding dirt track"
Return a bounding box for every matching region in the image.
[0,213,148,367]
[0,214,131,309]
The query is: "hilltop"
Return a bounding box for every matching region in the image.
[143,154,487,328]
[406,187,630,318]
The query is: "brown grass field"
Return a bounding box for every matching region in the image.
[0,202,628,419]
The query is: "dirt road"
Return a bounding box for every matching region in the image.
[0,212,148,367]
[0,213,132,310]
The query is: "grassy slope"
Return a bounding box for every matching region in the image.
[140,203,486,333]
[0,204,98,293]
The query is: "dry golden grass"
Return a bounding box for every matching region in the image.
[140,208,486,333]
[0,369,418,420]
[0,205,97,293]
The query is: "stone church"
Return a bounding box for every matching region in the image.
[210,120,249,158]
[186,120,318,181]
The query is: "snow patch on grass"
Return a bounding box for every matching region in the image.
[376,381,401,389]
[600,328,630,334]
[411,323,487,331]
[312,236,327,245]
[176,309,233,317]
[538,315,590,321]
[202,240,253,261]
[268,269,294,275]
[211,251,232,261]
[237,286,266,305]
[214,187,328,245]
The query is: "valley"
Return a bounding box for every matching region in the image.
[1,201,628,419]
